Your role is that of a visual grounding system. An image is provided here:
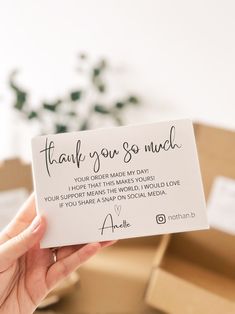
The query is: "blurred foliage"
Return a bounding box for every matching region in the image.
[9,53,140,134]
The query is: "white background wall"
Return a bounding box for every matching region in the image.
[0,0,235,160]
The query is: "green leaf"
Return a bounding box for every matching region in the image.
[80,120,89,131]
[115,101,125,109]
[14,90,27,110]
[9,71,28,111]
[93,68,100,77]
[28,111,38,119]
[94,104,110,114]
[70,90,82,101]
[43,100,61,112]
[97,84,105,93]
[43,103,57,111]
[128,96,139,104]
[67,111,77,117]
[55,124,67,133]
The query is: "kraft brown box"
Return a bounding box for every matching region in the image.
[52,235,169,314]
[0,158,33,192]
[145,123,235,314]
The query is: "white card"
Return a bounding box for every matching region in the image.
[207,176,235,235]
[31,119,208,248]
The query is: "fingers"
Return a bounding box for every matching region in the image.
[0,193,36,244]
[55,240,117,261]
[0,215,46,272]
[56,244,85,261]
[12,193,36,224]
[100,240,118,248]
[46,240,117,290]
[46,242,101,290]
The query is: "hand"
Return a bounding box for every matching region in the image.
[0,194,116,314]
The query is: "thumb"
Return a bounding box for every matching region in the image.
[0,215,46,272]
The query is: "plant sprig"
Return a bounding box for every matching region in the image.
[9,53,140,134]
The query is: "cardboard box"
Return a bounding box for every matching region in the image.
[52,235,169,314]
[145,123,235,314]
[0,158,32,229]
[0,158,33,192]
